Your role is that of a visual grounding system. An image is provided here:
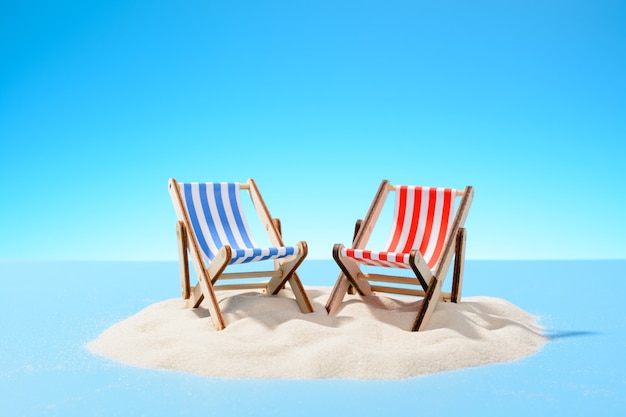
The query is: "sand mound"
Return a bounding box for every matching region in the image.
[86,287,546,379]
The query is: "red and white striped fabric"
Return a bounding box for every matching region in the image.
[342,186,456,270]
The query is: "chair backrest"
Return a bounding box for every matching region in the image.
[383,186,457,269]
[178,182,258,261]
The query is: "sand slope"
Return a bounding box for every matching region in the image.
[86,287,546,379]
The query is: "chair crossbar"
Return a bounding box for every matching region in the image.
[370,285,426,297]
[220,270,282,280]
[357,273,421,286]
[213,282,268,291]
[370,285,454,300]
[388,184,465,196]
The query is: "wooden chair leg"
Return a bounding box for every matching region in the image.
[287,272,314,314]
[412,276,440,331]
[272,218,282,238]
[266,241,314,313]
[326,222,368,315]
[271,218,288,290]
[198,245,232,330]
[268,241,307,294]
[325,274,352,315]
[347,219,362,295]
[332,244,372,296]
[176,221,190,299]
[451,228,466,303]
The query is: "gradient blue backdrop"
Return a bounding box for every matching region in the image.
[1,0,624,261]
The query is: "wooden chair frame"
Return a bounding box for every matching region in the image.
[168,178,313,330]
[325,180,474,331]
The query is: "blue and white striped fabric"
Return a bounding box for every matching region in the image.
[179,182,298,265]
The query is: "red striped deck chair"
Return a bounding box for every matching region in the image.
[168,178,313,330]
[325,180,474,331]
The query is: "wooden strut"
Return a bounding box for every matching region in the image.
[387,184,466,196]
[451,227,466,303]
[346,219,363,295]
[176,221,190,299]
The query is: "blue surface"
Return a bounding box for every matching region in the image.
[2,0,625,261]
[1,260,624,416]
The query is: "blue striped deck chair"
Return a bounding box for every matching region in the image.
[168,178,313,330]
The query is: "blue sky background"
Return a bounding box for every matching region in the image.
[1,0,624,261]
